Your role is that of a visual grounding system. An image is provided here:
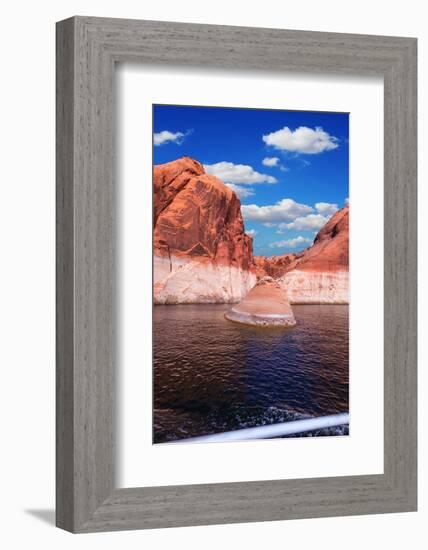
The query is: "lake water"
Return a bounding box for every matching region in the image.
[153,304,349,443]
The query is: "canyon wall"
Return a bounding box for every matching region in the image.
[255,205,349,304]
[254,253,296,280]
[153,157,257,304]
[153,156,348,305]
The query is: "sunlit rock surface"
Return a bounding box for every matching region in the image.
[153,157,257,304]
[225,276,296,327]
[254,253,296,280]
[279,270,349,304]
[255,206,349,304]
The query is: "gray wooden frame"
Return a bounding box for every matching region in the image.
[56,16,417,533]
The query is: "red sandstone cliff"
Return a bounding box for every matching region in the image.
[153,157,256,304]
[291,204,349,273]
[254,205,349,304]
[254,253,296,280]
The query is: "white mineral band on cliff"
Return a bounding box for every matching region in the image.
[225,276,296,328]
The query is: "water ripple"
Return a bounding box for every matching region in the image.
[154,304,349,443]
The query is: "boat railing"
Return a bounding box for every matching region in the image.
[169,412,349,444]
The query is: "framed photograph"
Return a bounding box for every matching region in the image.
[150,104,350,447]
[56,16,417,532]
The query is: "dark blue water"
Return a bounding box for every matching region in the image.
[153,304,349,443]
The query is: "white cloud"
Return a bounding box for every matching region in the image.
[204,161,277,185]
[315,202,339,216]
[246,229,257,237]
[241,199,313,223]
[226,183,255,199]
[262,156,279,167]
[270,236,312,249]
[154,130,188,146]
[280,213,329,231]
[345,197,349,205]
[262,126,339,154]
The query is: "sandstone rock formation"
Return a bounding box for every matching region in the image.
[225,276,296,327]
[254,253,296,280]
[154,157,257,304]
[254,205,349,304]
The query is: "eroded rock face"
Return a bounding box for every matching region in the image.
[254,206,349,304]
[254,253,296,280]
[291,205,349,273]
[280,270,349,304]
[280,205,349,303]
[154,157,257,304]
[225,276,296,327]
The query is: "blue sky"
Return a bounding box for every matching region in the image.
[153,104,349,257]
